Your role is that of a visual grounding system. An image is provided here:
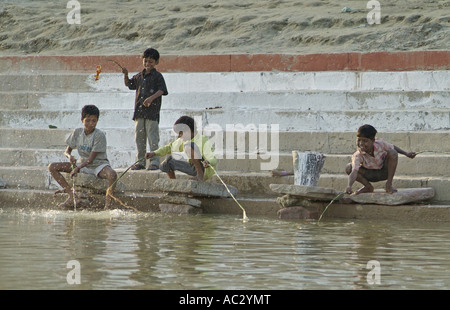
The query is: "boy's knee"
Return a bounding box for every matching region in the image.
[48,163,56,172]
[345,163,353,175]
[159,157,173,173]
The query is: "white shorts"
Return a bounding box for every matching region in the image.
[80,164,110,177]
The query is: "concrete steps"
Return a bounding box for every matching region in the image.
[1,165,448,203]
[0,57,449,206]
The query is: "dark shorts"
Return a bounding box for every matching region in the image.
[358,163,388,182]
[160,155,204,176]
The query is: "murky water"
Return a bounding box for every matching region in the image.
[1,207,450,290]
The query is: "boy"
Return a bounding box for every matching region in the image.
[48,105,118,209]
[146,116,217,181]
[345,124,416,195]
[122,47,168,171]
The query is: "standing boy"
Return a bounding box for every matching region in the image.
[48,105,118,209]
[122,47,168,170]
[146,116,217,181]
[345,124,416,195]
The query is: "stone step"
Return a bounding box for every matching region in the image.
[2,188,450,222]
[2,90,448,111]
[1,71,448,92]
[1,108,449,132]
[1,147,448,176]
[2,128,450,153]
[1,166,449,203]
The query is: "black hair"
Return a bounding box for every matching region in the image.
[81,105,100,120]
[174,115,195,134]
[142,48,160,61]
[357,124,377,139]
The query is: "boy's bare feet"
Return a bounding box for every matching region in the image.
[355,184,374,195]
[385,183,398,194]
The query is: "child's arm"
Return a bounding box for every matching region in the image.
[122,67,133,88]
[394,145,416,159]
[70,152,99,177]
[64,146,77,167]
[346,168,358,194]
[143,90,164,107]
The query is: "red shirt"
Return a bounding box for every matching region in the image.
[352,138,394,170]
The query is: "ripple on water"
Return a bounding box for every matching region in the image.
[1,208,450,289]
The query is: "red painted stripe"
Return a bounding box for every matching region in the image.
[0,51,448,73]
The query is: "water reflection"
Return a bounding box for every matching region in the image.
[0,207,449,289]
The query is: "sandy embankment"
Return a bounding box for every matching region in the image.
[0,0,448,56]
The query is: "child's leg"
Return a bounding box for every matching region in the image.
[48,162,75,207]
[345,163,374,194]
[159,156,178,179]
[146,120,160,169]
[185,143,205,181]
[384,149,399,194]
[133,118,147,169]
[98,166,118,209]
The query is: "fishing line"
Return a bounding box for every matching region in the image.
[106,59,125,70]
[318,192,344,223]
[71,163,77,211]
[106,158,146,213]
[209,165,249,223]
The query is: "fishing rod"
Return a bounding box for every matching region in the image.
[105,158,146,213]
[208,164,249,223]
[318,192,345,223]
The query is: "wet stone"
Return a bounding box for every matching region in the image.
[163,193,202,208]
[345,188,435,205]
[270,184,342,201]
[153,179,237,198]
[277,206,319,220]
[276,194,311,208]
[159,203,203,215]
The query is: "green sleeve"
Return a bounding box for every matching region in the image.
[154,141,174,157]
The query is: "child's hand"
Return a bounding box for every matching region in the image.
[145,152,155,159]
[345,186,353,195]
[143,97,153,107]
[68,155,77,166]
[202,160,210,168]
[406,152,416,159]
[122,67,128,75]
[70,166,80,178]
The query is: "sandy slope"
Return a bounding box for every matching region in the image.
[0,0,449,56]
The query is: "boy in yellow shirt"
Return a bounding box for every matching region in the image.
[146,116,217,181]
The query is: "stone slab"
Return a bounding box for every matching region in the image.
[163,193,202,208]
[65,173,126,194]
[270,183,342,201]
[153,179,238,198]
[344,188,435,206]
[159,203,203,215]
[277,206,319,220]
[276,194,311,208]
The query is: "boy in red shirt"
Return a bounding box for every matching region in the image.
[345,124,416,195]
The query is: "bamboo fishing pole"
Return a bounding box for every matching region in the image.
[208,164,249,223]
[105,158,146,213]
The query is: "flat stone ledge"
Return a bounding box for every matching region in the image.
[344,187,435,205]
[270,183,342,201]
[159,203,203,215]
[153,179,238,198]
[162,193,202,208]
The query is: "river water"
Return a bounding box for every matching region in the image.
[1,206,449,290]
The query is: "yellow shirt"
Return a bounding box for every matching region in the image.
[154,133,218,180]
